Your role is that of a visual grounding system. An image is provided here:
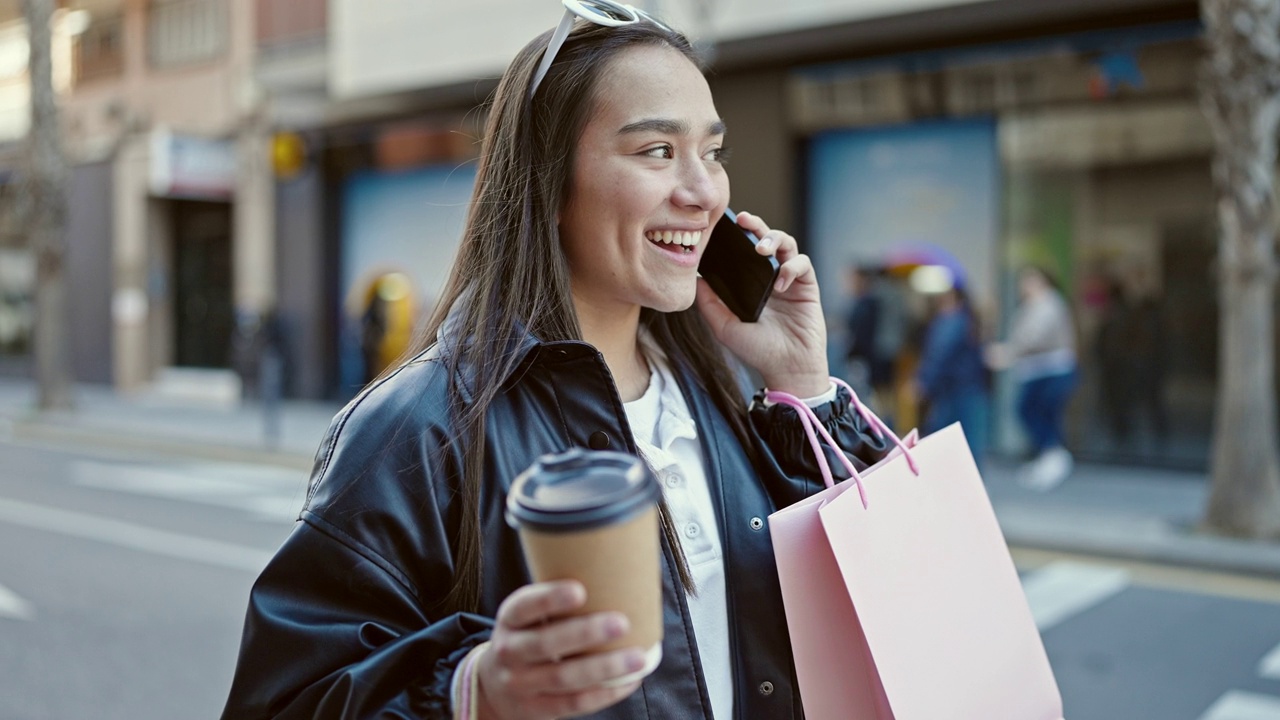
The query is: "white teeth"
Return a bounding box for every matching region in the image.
[646,230,699,247]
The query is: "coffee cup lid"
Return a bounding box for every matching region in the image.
[507,448,660,533]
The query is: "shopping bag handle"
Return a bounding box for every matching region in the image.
[765,378,918,509]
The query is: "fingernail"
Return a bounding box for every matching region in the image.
[625,649,646,671]
[606,614,629,638]
[562,583,586,605]
[775,277,786,292]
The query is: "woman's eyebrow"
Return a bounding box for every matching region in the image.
[617,118,727,137]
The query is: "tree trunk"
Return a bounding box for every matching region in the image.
[25,0,72,411]
[1202,0,1280,538]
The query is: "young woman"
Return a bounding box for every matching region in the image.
[220,6,888,719]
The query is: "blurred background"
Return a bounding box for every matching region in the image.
[0,0,1278,719]
[0,0,1216,467]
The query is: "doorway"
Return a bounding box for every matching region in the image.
[172,200,233,368]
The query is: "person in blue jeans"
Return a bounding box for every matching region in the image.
[916,284,989,464]
[990,266,1078,490]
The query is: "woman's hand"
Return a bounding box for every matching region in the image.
[476,581,646,719]
[695,211,830,397]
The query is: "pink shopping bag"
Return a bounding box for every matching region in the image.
[767,384,1063,720]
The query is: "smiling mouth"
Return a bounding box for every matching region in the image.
[645,229,700,254]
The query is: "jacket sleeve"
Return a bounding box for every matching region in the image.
[220,518,493,719]
[221,361,491,720]
[747,383,892,504]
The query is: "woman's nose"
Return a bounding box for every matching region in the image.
[672,157,721,210]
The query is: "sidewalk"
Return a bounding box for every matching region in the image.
[982,460,1280,578]
[0,379,340,471]
[1,379,1277,578]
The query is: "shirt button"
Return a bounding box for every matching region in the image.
[684,522,701,538]
[759,680,775,696]
[664,471,683,488]
[749,517,765,531]
[588,431,611,450]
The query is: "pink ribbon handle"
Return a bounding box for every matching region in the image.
[764,378,919,510]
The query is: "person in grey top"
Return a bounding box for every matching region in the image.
[989,266,1078,490]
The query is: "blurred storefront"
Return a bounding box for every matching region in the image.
[255,0,483,400]
[783,20,1211,468]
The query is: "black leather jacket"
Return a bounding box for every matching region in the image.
[221,331,890,719]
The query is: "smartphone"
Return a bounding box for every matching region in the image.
[698,209,781,323]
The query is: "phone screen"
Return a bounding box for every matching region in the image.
[698,209,781,323]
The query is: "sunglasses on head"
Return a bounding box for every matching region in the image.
[529,0,673,99]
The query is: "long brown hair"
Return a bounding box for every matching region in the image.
[421,18,759,616]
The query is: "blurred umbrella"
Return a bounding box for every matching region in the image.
[883,242,969,293]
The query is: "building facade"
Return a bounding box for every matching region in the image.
[0,0,274,399]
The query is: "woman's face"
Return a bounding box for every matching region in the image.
[559,44,730,317]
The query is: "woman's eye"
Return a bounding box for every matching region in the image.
[707,146,732,164]
[643,145,675,159]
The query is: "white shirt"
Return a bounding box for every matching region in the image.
[623,344,836,720]
[624,356,734,720]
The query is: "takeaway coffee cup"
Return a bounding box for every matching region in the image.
[506,448,663,685]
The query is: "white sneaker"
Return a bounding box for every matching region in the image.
[1019,447,1072,491]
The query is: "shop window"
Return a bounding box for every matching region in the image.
[73,13,125,86]
[795,22,1214,468]
[148,0,228,69]
[256,0,326,48]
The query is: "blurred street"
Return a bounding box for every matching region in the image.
[0,389,1277,719]
[0,437,305,720]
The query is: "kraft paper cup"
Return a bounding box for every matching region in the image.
[507,449,663,686]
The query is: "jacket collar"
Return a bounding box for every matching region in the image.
[426,295,597,404]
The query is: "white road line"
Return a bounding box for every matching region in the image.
[1259,642,1280,681]
[1019,561,1130,631]
[0,497,273,573]
[0,581,33,621]
[72,460,306,522]
[1198,690,1280,720]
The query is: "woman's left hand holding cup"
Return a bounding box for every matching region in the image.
[476,581,645,719]
[694,211,830,398]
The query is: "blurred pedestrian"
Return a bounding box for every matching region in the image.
[359,290,388,384]
[1094,279,1132,443]
[842,264,881,399]
[989,266,1078,491]
[218,6,890,720]
[869,268,907,421]
[915,282,989,464]
[1127,290,1170,445]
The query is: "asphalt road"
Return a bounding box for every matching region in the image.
[0,438,303,720]
[0,437,1278,719]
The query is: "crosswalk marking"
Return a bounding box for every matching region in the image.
[72,460,306,522]
[0,497,273,573]
[1259,642,1280,681]
[1019,561,1130,631]
[0,581,32,621]
[1198,690,1280,720]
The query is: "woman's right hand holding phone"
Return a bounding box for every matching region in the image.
[475,580,647,719]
